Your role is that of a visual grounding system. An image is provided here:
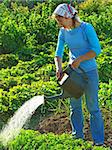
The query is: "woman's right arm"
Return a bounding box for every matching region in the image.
[54,56,62,80]
[55,28,65,80]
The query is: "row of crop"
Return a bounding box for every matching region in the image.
[0,41,56,69]
[0,54,54,77]
[0,64,56,91]
[0,64,111,118]
[0,45,111,86]
[0,129,110,150]
[0,78,111,117]
[0,79,60,114]
[0,73,40,91]
[0,62,111,119]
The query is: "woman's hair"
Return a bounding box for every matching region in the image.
[72,14,81,23]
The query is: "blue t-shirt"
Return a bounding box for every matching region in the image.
[55,21,101,72]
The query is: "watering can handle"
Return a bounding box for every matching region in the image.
[66,64,88,81]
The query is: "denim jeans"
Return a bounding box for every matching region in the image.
[70,69,104,144]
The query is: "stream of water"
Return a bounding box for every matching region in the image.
[0,95,44,146]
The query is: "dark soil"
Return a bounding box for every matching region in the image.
[36,109,112,148]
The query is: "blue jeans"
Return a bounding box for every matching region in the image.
[70,69,104,144]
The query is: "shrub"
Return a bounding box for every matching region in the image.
[99,80,112,109]
[79,0,112,42]
[0,54,18,69]
[0,2,58,55]
[97,46,112,83]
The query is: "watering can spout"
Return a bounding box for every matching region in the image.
[44,90,71,101]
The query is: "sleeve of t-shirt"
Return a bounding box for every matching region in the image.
[85,23,101,56]
[55,28,65,58]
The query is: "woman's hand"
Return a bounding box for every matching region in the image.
[56,68,63,80]
[71,57,82,69]
[54,56,63,80]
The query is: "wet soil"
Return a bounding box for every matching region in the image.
[36,108,112,148]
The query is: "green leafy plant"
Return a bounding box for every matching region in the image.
[97,46,112,83]
[0,54,18,69]
[7,129,110,150]
[99,80,112,109]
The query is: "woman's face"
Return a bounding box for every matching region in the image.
[55,15,74,28]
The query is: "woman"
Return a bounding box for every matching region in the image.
[52,3,104,146]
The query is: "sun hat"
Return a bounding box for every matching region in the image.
[52,3,78,18]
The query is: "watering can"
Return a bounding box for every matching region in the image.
[44,65,88,101]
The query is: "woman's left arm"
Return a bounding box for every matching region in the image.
[71,50,96,68]
[71,23,101,68]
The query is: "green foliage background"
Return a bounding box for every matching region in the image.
[0,0,112,149]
